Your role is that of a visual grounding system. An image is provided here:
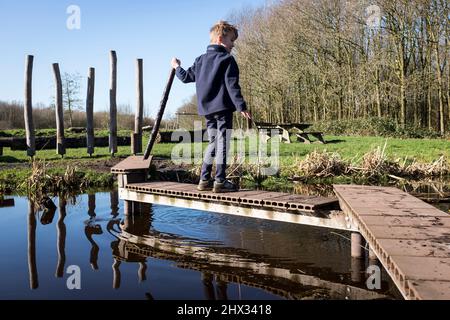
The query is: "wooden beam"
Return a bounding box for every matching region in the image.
[86,67,95,156]
[24,55,35,157]
[109,50,118,155]
[133,58,144,154]
[52,63,65,157]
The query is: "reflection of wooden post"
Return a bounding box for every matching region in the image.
[110,190,119,217]
[56,198,67,278]
[88,194,96,218]
[86,67,95,156]
[350,257,363,283]
[132,59,144,155]
[138,262,147,282]
[109,50,118,156]
[27,200,38,289]
[53,63,66,157]
[24,55,35,157]
[112,259,121,289]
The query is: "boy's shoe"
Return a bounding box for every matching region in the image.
[197,180,213,191]
[213,180,238,193]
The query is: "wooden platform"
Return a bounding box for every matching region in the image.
[333,184,450,300]
[126,181,336,211]
[119,181,353,231]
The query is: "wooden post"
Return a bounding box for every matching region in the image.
[351,232,363,258]
[52,63,66,157]
[24,55,35,158]
[133,58,144,154]
[86,67,95,156]
[112,259,121,289]
[109,50,118,156]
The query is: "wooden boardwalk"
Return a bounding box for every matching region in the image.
[333,184,450,300]
[120,181,351,231]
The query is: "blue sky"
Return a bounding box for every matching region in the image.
[0,0,266,120]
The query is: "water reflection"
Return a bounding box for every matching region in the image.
[27,200,38,289]
[55,198,66,278]
[85,193,102,270]
[115,205,391,300]
[0,191,401,299]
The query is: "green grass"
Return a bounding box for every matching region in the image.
[1,134,448,194]
[1,135,448,165]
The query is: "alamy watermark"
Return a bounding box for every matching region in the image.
[66,5,81,30]
[66,265,81,290]
[365,4,381,29]
[366,265,381,290]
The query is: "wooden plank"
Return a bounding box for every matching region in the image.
[392,256,450,281]
[333,184,450,300]
[347,206,448,217]
[407,280,450,300]
[111,155,153,173]
[368,225,450,241]
[376,238,450,258]
[361,216,450,228]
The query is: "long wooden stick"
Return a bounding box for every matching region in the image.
[143,68,176,160]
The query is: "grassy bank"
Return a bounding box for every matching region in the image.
[0,164,114,195]
[1,134,448,195]
[1,135,449,163]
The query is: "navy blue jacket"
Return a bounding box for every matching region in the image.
[175,45,247,116]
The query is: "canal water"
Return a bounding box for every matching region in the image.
[0,191,400,300]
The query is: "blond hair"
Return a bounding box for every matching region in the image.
[210,20,238,43]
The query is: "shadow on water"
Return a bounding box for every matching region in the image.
[0,190,403,300]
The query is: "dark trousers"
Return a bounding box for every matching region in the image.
[200,111,233,182]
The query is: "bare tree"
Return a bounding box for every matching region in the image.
[61,72,83,128]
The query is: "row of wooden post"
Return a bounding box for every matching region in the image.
[23,51,145,158]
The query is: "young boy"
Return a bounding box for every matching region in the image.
[172,21,251,193]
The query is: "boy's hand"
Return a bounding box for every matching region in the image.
[241,111,252,119]
[171,58,181,69]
